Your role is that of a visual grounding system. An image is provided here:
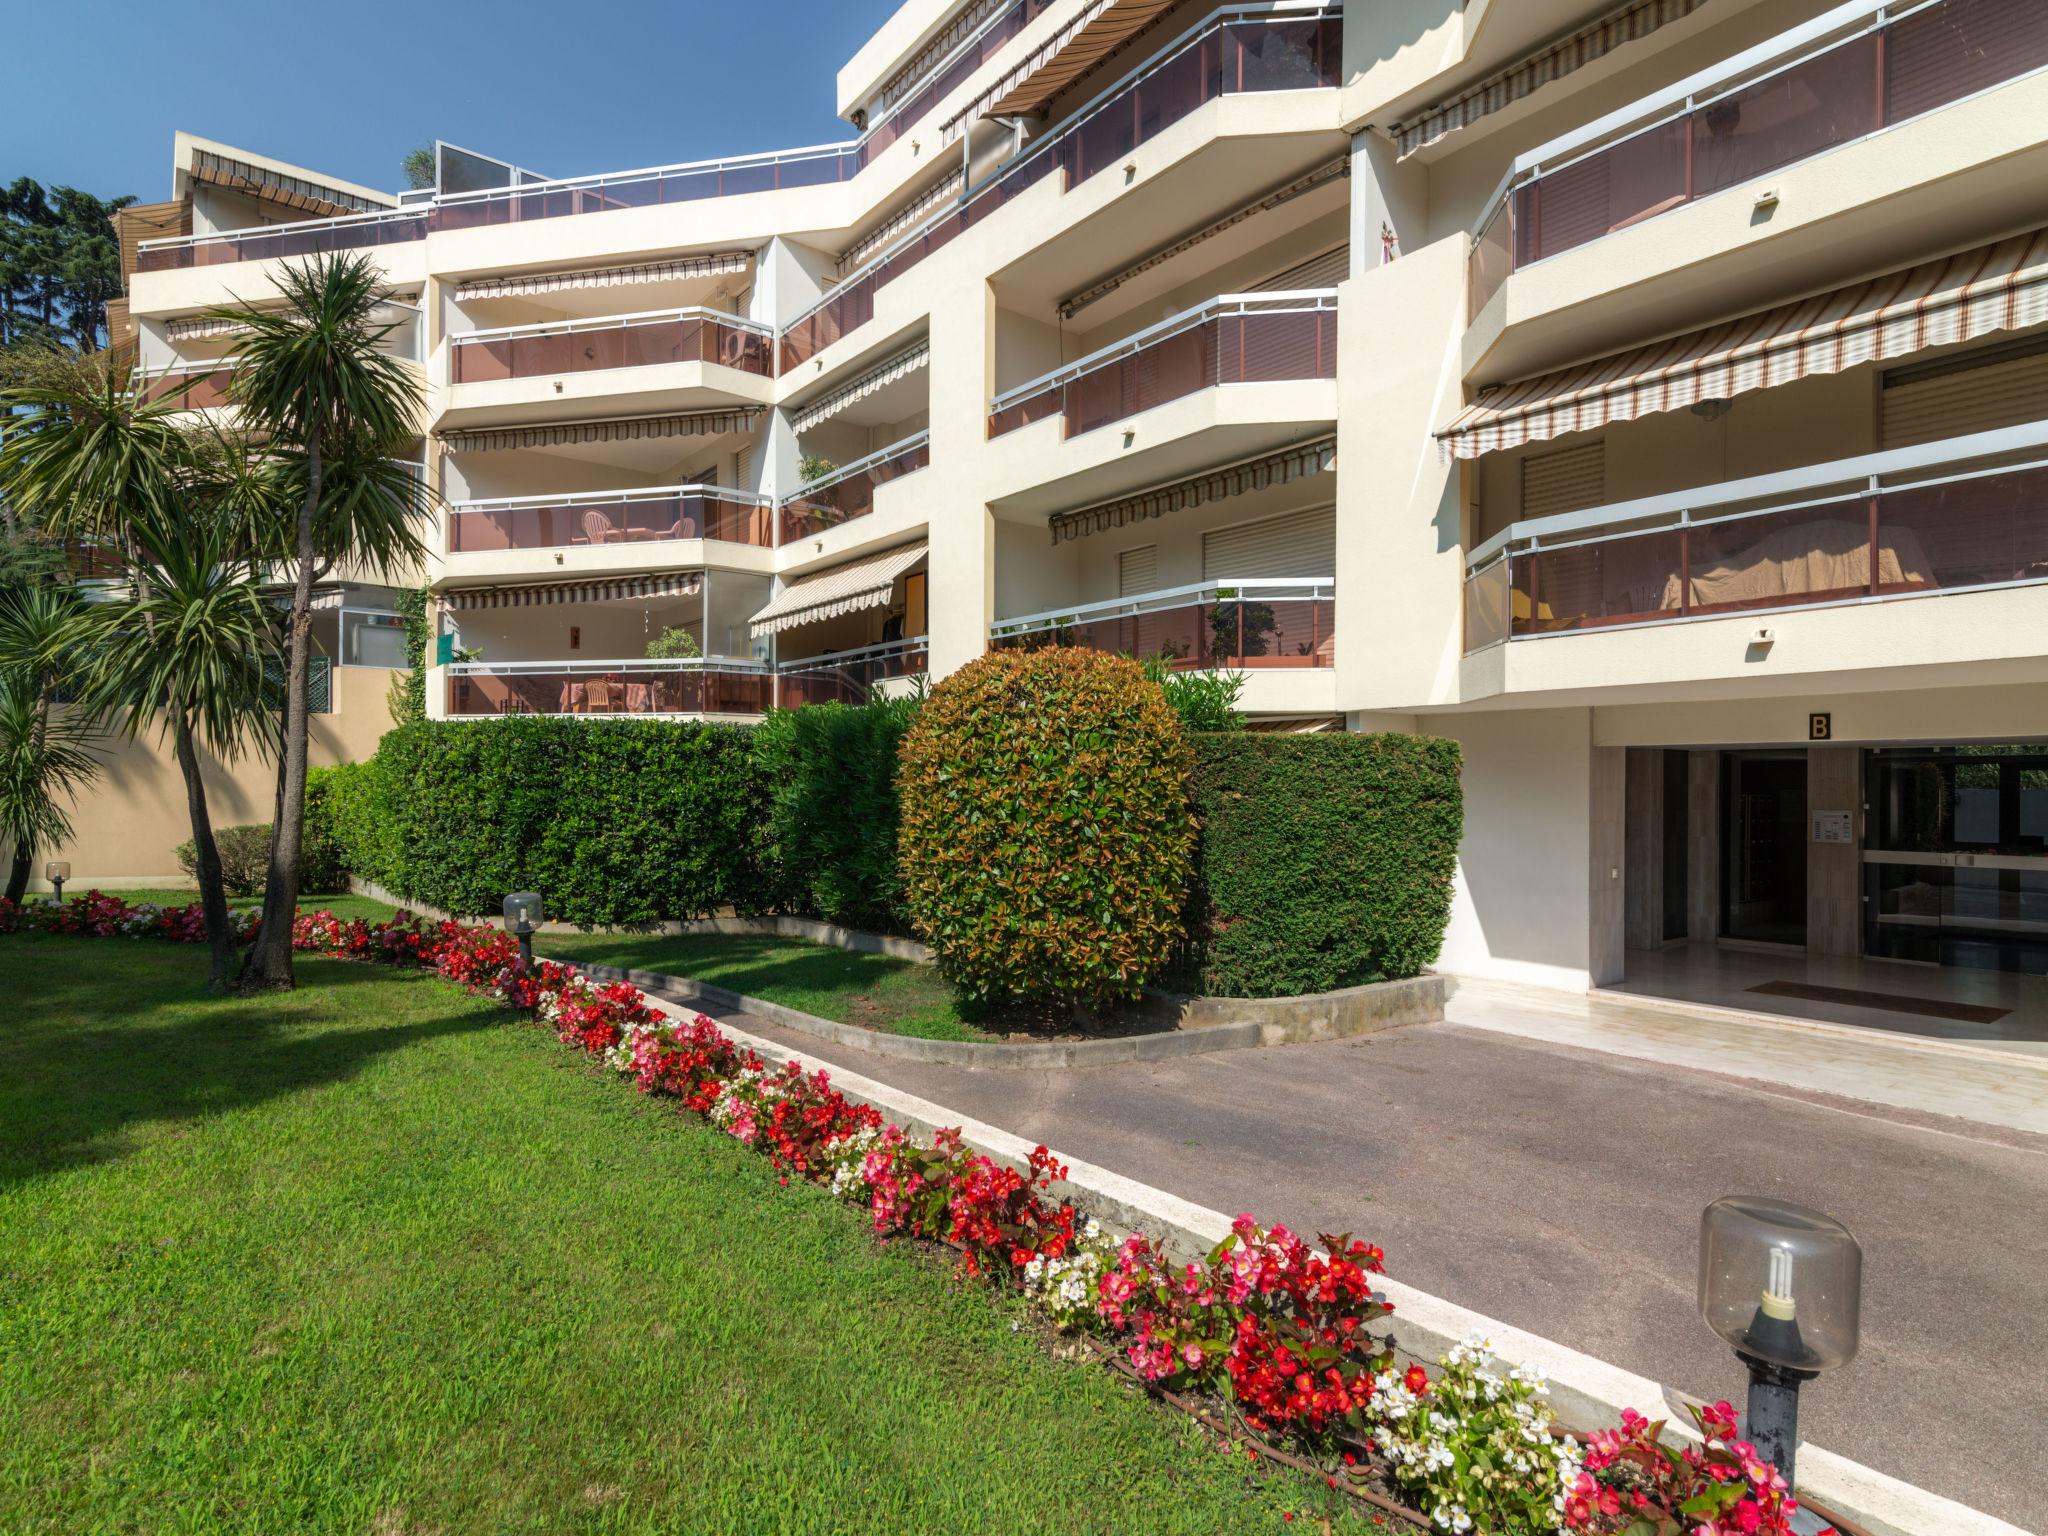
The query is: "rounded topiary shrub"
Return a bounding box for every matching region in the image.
[897,648,1196,1009]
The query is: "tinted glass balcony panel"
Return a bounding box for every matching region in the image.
[446,665,773,717]
[448,492,774,553]
[452,314,771,383]
[777,437,929,544]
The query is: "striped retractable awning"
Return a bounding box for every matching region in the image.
[438,409,759,454]
[789,344,930,433]
[1437,226,2048,459]
[1049,436,1336,545]
[445,572,702,611]
[1388,0,1713,159]
[945,0,1180,136]
[167,297,416,341]
[749,541,927,637]
[455,252,753,300]
[187,147,388,217]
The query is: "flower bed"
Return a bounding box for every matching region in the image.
[11,893,1829,1536]
[0,891,261,943]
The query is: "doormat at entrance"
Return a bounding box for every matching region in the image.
[1747,980,2010,1025]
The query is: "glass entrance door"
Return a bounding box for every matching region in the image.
[1866,746,2048,974]
[1723,753,1808,946]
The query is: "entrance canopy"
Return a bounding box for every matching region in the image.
[1438,225,2048,458]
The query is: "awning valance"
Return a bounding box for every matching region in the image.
[750,541,927,637]
[188,148,388,217]
[455,253,752,300]
[445,572,701,611]
[167,298,416,342]
[1049,436,1336,545]
[789,344,930,434]
[439,409,759,454]
[946,0,1179,136]
[1438,226,2048,459]
[1388,0,1712,159]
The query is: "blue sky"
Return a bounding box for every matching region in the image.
[6,0,893,202]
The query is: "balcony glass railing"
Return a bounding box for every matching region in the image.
[988,291,1337,437]
[1469,0,2048,315]
[1462,425,2048,651]
[780,2,1343,371]
[450,309,772,383]
[133,362,238,410]
[992,578,1335,667]
[775,636,931,707]
[447,486,775,553]
[136,207,430,273]
[444,658,775,717]
[778,433,930,543]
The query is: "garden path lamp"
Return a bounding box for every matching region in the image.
[1698,1196,1861,1484]
[503,891,543,971]
[45,861,69,904]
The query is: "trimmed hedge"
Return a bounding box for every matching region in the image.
[1188,732,1462,997]
[329,717,768,925]
[754,697,915,934]
[898,650,1196,1008]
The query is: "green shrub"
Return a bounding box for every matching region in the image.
[355,717,768,924]
[1188,732,1462,996]
[321,758,399,891]
[644,626,701,660]
[897,649,1195,1009]
[298,766,350,893]
[756,696,917,933]
[1141,657,1245,733]
[176,824,272,896]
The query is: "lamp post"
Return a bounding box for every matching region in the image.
[1698,1196,1862,1484]
[45,861,70,904]
[503,891,543,971]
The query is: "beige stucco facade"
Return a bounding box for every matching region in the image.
[110,0,2048,984]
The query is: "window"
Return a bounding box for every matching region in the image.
[340,609,408,668]
[1520,441,1605,518]
[1118,545,1159,596]
[1202,507,1336,580]
[1882,336,2048,448]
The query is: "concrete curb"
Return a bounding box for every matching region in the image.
[625,989,2031,1536]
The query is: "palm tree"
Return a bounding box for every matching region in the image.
[0,586,102,903]
[222,253,428,989]
[0,354,261,982]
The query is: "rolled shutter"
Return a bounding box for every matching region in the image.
[1118,545,1159,595]
[1521,441,1606,518]
[1882,339,2048,448]
[1202,506,1336,579]
[1256,245,1348,291]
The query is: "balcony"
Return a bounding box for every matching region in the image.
[450,309,772,384]
[992,578,1335,667]
[779,2,1344,372]
[775,636,931,707]
[778,433,930,543]
[135,207,428,273]
[989,291,1336,438]
[443,657,775,718]
[447,486,775,555]
[133,361,237,411]
[1463,425,2048,652]
[1469,0,2048,317]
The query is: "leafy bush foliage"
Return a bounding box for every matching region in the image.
[320,759,399,891]
[755,695,917,933]
[328,717,769,924]
[897,649,1195,1008]
[1141,657,1245,733]
[175,823,272,896]
[1188,733,1461,996]
[300,765,350,893]
[643,626,701,660]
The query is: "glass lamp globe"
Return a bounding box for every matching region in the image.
[1699,1196,1861,1373]
[502,891,544,931]
[45,860,70,882]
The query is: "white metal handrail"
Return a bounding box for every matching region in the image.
[778,634,931,672]
[1465,419,2048,573]
[988,291,1338,411]
[445,656,771,675]
[138,205,428,253]
[451,306,772,344]
[450,483,771,513]
[782,1,1343,339]
[1469,0,2026,242]
[780,432,930,504]
[992,577,1334,636]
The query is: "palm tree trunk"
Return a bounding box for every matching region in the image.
[172,715,236,992]
[5,840,33,905]
[239,440,320,988]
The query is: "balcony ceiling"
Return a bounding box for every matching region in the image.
[990,418,1333,521]
[986,131,1345,323]
[452,270,751,327]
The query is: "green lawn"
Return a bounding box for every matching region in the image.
[0,938,1353,1534]
[541,930,986,1043]
[87,886,402,924]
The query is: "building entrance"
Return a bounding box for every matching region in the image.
[1722,753,1808,948]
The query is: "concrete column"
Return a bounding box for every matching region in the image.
[923,273,994,678]
[1688,750,1721,942]
[1624,748,1665,953]
[1808,746,1862,957]
[1589,746,1626,986]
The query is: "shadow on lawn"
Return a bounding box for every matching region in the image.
[552,932,915,996]
[0,946,500,1189]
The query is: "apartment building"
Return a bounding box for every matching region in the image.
[121,0,2048,1034]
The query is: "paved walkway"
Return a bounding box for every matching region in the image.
[692,992,2048,1530]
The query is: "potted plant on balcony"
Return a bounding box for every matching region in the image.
[645,627,701,660]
